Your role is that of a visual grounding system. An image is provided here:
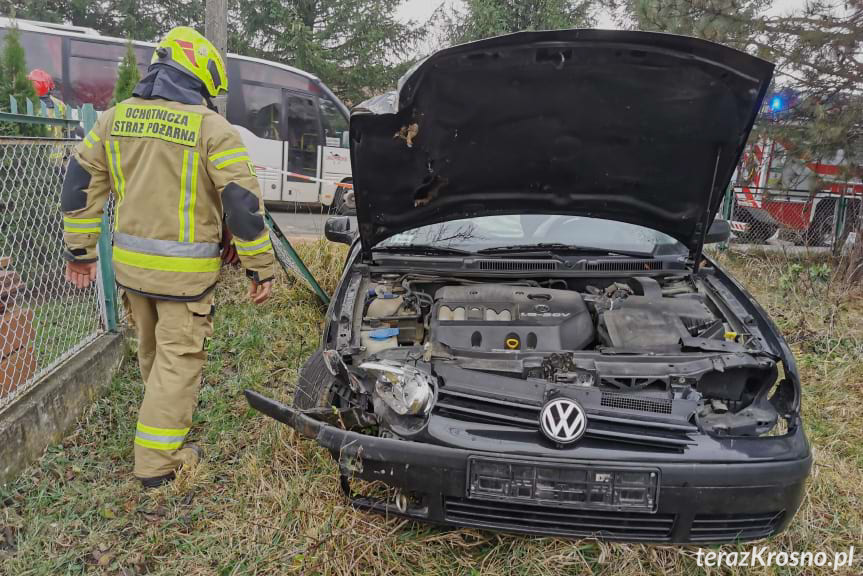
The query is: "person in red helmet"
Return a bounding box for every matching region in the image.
[28,69,67,138]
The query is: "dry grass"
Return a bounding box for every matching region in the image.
[1,241,861,575]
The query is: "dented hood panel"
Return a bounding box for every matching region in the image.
[349,29,774,257]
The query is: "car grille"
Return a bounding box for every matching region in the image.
[689,511,785,542]
[601,391,672,414]
[444,497,676,540]
[435,388,697,450]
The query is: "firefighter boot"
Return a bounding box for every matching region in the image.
[138,445,203,488]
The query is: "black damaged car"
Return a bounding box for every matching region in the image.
[246,29,812,543]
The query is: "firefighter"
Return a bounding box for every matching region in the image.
[60,27,275,488]
[28,69,68,138]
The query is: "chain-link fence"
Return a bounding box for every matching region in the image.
[0,138,109,411]
[726,188,861,250]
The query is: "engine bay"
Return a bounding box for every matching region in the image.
[328,270,792,440]
[356,273,750,357]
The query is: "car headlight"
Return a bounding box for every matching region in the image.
[359,361,434,416]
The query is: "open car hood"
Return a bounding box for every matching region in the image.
[349,29,774,259]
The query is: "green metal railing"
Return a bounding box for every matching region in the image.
[0,95,83,131]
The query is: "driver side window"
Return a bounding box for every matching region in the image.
[320,96,348,147]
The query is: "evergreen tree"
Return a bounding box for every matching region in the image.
[0,24,43,136]
[228,0,420,104]
[112,40,140,105]
[436,0,596,47]
[629,0,770,50]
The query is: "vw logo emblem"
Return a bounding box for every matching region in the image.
[540,397,587,444]
[535,304,550,313]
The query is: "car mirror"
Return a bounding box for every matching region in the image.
[325,216,355,244]
[704,219,732,244]
[340,132,350,149]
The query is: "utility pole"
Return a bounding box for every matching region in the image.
[205,0,228,116]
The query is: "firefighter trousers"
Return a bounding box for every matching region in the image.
[124,290,214,479]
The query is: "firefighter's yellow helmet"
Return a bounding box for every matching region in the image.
[151,27,228,97]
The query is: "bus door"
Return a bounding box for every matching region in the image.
[229,79,284,201]
[283,90,321,204]
[318,94,351,207]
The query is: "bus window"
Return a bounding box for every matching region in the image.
[319,95,348,147]
[241,83,283,140]
[18,30,63,83]
[68,57,118,108]
[135,46,153,77]
[285,92,321,177]
[232,58,311,92]
[68,40,125,108]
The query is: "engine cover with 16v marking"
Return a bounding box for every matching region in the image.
[431,285,595,353]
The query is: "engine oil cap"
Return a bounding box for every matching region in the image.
[505,337,520,350]
[369,327,399,340]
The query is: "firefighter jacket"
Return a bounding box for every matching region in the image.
[61,96,275,300]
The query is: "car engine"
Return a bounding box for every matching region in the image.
[357,274,734,357]
[339,272,783,438]
[431,285,594,353]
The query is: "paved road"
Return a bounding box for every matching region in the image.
[268,207,356,239]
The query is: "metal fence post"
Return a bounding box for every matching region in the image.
[835,196,848,241]
[81,104,118,332]
[718,184,734,250]
[722,184,734,221]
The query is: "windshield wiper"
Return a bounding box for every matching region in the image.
[476,243,654,258]
[372,244,474,256]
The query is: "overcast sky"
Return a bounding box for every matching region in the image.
[396,0,812,27]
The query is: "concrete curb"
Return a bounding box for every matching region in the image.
[0,331,126,486]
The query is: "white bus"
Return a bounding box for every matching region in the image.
[0,18,353,212]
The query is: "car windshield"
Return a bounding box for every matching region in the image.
[375,215,687,256]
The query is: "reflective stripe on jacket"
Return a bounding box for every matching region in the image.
[60,97,275,300]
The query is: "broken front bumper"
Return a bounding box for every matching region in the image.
[245,389,811,543]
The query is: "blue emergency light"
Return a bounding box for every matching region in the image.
[770,96,782,110]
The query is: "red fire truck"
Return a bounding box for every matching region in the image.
[731,137,861,245]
